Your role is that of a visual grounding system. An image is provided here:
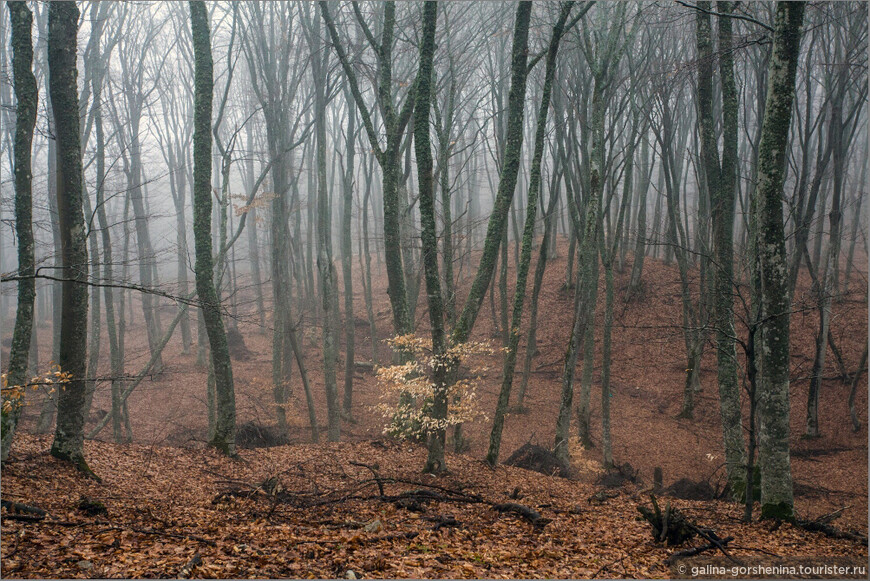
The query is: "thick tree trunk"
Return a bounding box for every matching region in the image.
[190,0,236,456]
[697,1,747,497]
[47,2,93,476]
[2,0,38,463]
[752,0,804,521]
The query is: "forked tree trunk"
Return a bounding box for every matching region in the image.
[696,1,747,497]
[487,1,575,466]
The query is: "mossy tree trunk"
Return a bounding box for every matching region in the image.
[47,1,93,475]
[487,1,577,467]
[190,0,236,456]
[412,0,448,474]
[450,1,532,346]
[320,1,414,339]
[753,0,805,521]
[2,0,38,463]
[696,0,747,498]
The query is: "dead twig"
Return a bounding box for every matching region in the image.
[349,462,384,498]
[96,525,216,547]
[666,536,735,564]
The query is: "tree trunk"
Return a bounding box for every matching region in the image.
[312,6,340,442]
[2,0,37,463]
[849,344,867,433]
[361,153,378,365]
[626,130,651,299]
[341,86,356,418]
[487,2,574,466]
[320,0,414,338]
[450,1,532,346]
[412,1,447,474]
[697,1,747,497]
[190,0,236,456]
[806,55,847,438]
[517,166,563,408]
[47,1,93,476]
[752,0,804,521]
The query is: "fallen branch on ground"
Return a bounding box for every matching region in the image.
[795,518,868,545]
[666,536,734,564]
[1,500,47,516]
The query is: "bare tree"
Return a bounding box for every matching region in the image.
[1,0,37,463]
[190,0,236,456]
[47,1,95,477]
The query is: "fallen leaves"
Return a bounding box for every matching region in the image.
[1,433,866,579]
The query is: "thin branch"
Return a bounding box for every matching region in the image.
[674,1,773,32]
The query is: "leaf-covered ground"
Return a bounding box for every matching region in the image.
[2,247,867,578]
[1,433,867,579]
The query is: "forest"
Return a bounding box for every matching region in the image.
[0,1,867,578]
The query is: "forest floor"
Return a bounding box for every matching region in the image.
[2,239,868,578]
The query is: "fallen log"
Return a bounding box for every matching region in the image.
[796,518,868,545]
[1,500,47,516]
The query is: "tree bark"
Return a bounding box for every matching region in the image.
[487,1,574,466]
[412,1,448,474]
[320,0,414,337]
[450,1,532,346]
[312,5,341,441]
[47,1,94,476]
[2,0,37,463]
[753,0,804,521]
[341,85,357,418]
[190,0,236,456]
[697,0,747,498]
